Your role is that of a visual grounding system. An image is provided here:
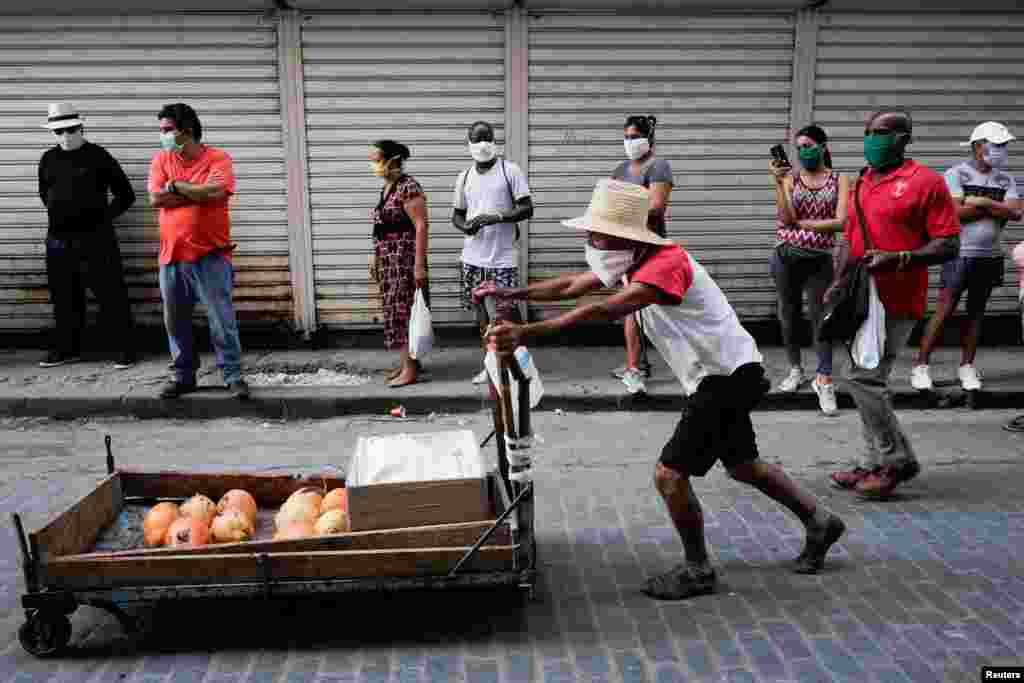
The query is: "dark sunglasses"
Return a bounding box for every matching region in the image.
[52,125,82,136]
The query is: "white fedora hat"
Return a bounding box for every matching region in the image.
[960,121,1015,146]
[43,103,84,130]
[562,179,674,246]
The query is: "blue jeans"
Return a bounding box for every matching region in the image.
[160,252,242,385]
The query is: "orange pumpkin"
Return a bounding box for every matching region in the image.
[216,489,258,525]
[179,494,218,528]
[143,502,180,548]
[165,517,210,548]
[273,521,315,541]
[321,488,349,516]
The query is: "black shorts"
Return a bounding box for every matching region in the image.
[940,256,1004,316]
[660,363,770,477]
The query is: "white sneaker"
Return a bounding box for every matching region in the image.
[621,368,647,395]
[776,367,805,393]
[910,364,933,391]
[812,378,839,416]
[471,368,490,385]
[958,364,982,391]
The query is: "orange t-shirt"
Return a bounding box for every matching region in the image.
[147,145,236,265]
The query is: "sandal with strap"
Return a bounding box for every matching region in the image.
[642,565,717,601]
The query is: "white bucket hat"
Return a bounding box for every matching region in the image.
[562,179,674,246]
[43,103,84,130]
[960,121,1015,146]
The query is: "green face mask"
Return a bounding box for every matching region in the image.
[864,133,905,169]
[797,146,823,170]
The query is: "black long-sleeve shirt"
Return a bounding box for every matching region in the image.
[38,141,136,236]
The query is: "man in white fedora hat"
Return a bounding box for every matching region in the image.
[37,102,137,369]
[911,121,1021,393]
[475,178,845,600]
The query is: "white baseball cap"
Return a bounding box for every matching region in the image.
[960,121,1015,146]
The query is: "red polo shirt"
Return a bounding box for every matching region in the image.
[845,160,960,319]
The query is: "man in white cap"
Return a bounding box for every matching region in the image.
[911,121,1022,392]
[37,103,137,368]
[475,179,845,600]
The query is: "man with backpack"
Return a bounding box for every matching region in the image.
[451,120,534,383]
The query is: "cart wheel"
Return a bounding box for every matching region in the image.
[18,611,71,658]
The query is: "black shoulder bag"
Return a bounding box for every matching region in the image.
[818,171,874,344]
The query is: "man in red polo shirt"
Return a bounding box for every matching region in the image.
[829,109,960,499]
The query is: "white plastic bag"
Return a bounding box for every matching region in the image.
[407,288,434,359]
[851,277,886,370]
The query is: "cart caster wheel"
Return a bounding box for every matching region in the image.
[19,611,71,658]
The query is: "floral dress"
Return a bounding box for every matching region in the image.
[372,175,424,350]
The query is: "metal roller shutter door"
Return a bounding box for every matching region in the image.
[527,12,794,320]
[815,12,1024,315]
[0,13,291,334]
[302,12,506,329]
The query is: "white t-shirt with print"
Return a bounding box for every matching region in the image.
[453,159,530,269]
[944,161,1019,258]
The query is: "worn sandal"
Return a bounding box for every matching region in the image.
[793,515,846,575]
[642,565,717,601]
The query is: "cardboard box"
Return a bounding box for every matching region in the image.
[347,475,497,532]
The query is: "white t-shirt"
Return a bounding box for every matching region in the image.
[944,161,1019,258]
[453,159,531,269]
[631,246,763,396]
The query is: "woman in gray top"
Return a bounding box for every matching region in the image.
[610,115,675,396]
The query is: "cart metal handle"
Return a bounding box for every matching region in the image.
[447,481,533,579]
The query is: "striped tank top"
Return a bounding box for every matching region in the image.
[775,171,839,252]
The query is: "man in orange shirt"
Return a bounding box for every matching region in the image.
[147,103,248,399]
[828,110,960,499]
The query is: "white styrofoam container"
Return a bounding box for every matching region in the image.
[346,430,494,488]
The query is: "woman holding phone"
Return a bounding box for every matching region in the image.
[769,125,849,415]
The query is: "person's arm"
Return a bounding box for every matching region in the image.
[965,195,1018,221]
[149,191,192,209]
[1010,197,1024,222]
[404,194,429,289]
[865,236,960,272]
[170,179,226,203]
[476,270,604,304]
[648,181,670,229]
[487,281,660,351]
[104,154,136,223]
[38,156,50,207]
[451,208,478,236]
[797,173,849,234]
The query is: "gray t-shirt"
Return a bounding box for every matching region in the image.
[611,158,673,236]
[944,160,1019,258]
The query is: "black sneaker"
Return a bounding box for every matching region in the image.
[159,380,197,399]
[227,379,250,400]
[113,352,137,369]
[642,565,717,601]
[39,351,81,368]
[167,349,201,370]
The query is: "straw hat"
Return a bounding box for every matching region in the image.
[562,179,674,246]
[43,103,84,130]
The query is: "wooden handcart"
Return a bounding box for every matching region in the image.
[13,339,537,657]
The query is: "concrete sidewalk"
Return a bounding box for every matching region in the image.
[2,344,1024,420]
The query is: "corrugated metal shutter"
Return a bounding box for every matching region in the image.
[527,12,794,320]
[816,12,1024,315]
[302,12,506,328]
[0,14,291,334]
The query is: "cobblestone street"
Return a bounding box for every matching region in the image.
[0,410,1021,682]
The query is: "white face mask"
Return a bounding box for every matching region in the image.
[983,142,1010,170]
[58,130,85,152]
[469,141,497,163]
[624,137,650,161]
[585,243,636,287]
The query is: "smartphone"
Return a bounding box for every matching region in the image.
[770,144,790,167]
